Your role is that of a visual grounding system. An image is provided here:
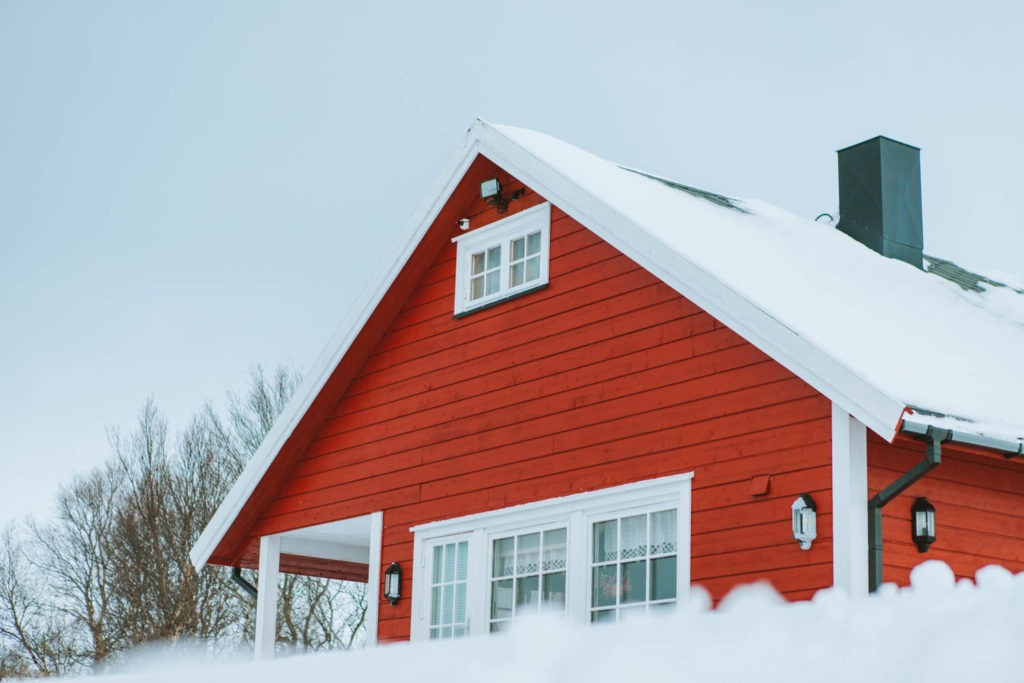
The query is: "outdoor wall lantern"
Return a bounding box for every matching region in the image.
[383,562,402,605]
[911,497,936,552]
[791,493,817,550]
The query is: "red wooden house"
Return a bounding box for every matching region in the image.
[190,121,1024,657]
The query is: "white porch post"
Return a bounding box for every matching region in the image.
[365,512,384,647]
[831,402,868,597]
[254,534,281,661]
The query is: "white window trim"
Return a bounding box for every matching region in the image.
[410,473,692,641]
[452,202,551,315]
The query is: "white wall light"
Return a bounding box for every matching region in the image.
[791,493,817,550]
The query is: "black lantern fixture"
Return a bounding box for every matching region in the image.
[383,562,402,605]
[911,497,936,552]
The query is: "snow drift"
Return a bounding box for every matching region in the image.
[90,561,1023,683]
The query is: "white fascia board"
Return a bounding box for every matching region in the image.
[189,124,490,572]
[473,123,907,442]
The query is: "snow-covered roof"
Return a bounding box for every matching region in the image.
[191,119,1024,571]
[494,123,1024,442]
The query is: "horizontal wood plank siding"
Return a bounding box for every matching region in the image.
[251,179,832,641]
[868,433,1024,585]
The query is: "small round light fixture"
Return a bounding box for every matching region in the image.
[791,493,817,550]
[911,497,936,553]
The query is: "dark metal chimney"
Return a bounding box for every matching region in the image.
[837,136,923,268]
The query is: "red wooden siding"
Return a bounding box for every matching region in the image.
[869,433,1024,585]
[241,161,834,641]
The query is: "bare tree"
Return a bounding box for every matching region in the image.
[0,365,368,677]
[0,525,80,677]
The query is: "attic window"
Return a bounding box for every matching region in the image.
[453,203,551,315]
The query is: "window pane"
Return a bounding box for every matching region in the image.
[493,537,514,577]
[486,246,501,269]
[455,582,467,623]
[591,609,616,623]
[621,560,647,604]
[593,565,618,607]
[511,236,525,261]
[456,541,468,581]
[470,274,484,300]
[491,579,513,620]
[453,625,466,638]
[542,528,567,571]
[490,621,508,634]
[442,584,453,624]
[471,251,485,275]
[542,572,566,608]
[651,510,677,554]
[510,262,524,287]
[620,514,647,560]
[526,231,541,255]
[485,271,499,295]
[432,546,443,583]
[651,556,677,600]
[444,544,455,582]
[517,533,540,574]
[525,255,540,282]
[593,520,617,562]
[441,626,452,639]
[516,575,540,613]
[430,627,440,639]
[430,586,441,626]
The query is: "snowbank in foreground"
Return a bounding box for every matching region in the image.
[91,561,1024,683]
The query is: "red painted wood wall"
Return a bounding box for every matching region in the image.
[869,433,1024,585]
[248,160,834,641]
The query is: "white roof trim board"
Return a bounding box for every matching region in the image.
[190,120,1024,570]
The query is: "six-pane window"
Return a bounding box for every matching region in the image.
[590,509,678,622]
[489,528,567,632]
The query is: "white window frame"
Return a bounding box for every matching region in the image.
[410,473,692,641]
[452,202,551,315]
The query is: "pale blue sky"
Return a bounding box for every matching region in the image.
[2,1,1022,525]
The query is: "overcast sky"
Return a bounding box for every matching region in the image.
[2,1,1022,526]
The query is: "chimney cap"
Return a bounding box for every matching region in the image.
[837,134,920,154]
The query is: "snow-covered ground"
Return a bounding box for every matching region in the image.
[91,561,1023,683]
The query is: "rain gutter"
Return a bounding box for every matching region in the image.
[900,419,1024,458]
[231,566,258,600]
[868,426,949,593]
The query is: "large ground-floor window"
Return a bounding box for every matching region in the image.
[411,473,692,640]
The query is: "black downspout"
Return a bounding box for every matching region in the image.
[868,427,951,592]
[231,566,258,600]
